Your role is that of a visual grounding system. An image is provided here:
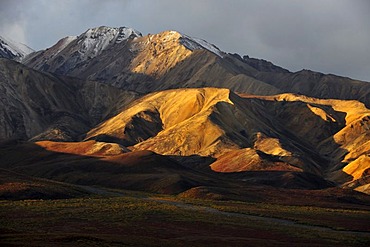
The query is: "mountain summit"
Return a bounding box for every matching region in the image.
[22,26,370,108]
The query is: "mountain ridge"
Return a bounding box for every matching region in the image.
[21,26,370,108]
[0,25,369,197]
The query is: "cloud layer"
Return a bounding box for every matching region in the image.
[1,0,369,81]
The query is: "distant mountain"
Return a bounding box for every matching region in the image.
[23,26,370,108]
[0,35,34,60]
[255,69,370,108]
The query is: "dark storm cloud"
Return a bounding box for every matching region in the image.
[0,0,369,81]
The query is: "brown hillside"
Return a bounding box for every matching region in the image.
[83,88,369,192]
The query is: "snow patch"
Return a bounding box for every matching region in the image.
[179,33,224,58]
[0,35,34,59]
[116,28,142,43]
[77,26,142,59]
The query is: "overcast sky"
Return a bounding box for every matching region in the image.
[1,0,369,81]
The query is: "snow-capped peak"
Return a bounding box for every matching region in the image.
[77,26,142,58]
[0,35,34,60]
[178,33,224,58]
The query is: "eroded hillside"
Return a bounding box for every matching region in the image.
[81,88,370,193]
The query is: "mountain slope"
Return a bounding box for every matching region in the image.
[84,87,370,192]
[23,27,281,95]
[22,26,370,108]
[0,167,90,200]
[1,87,365,193]
[256,70,370,108]
[1,26,369,196]
[0,139,335,198]
[0,58,137,141]
[24,26,142,74]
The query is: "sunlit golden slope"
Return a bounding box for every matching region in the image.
[36,140,128,157]
[84,88,369,192]
[86,88,237,156]
[2,87,367,194]
[238,93,370,193]
[86,88,306,159]
[130,31,193,78]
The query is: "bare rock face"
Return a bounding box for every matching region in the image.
[0,58,137,141]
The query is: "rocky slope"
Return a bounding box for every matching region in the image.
[23,27,282,95]
[23,26,370,108]
[0,139,336,197]
[0,58,137,141]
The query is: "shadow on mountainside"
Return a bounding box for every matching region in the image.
[254,69,370,108]
[1,140,369,209]
[0,140,353,199]
[80,91,356,189]
[233,95,355,185]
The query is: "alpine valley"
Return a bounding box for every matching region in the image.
[1,26,370,246]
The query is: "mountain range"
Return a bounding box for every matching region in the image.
[0,26,369,200]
